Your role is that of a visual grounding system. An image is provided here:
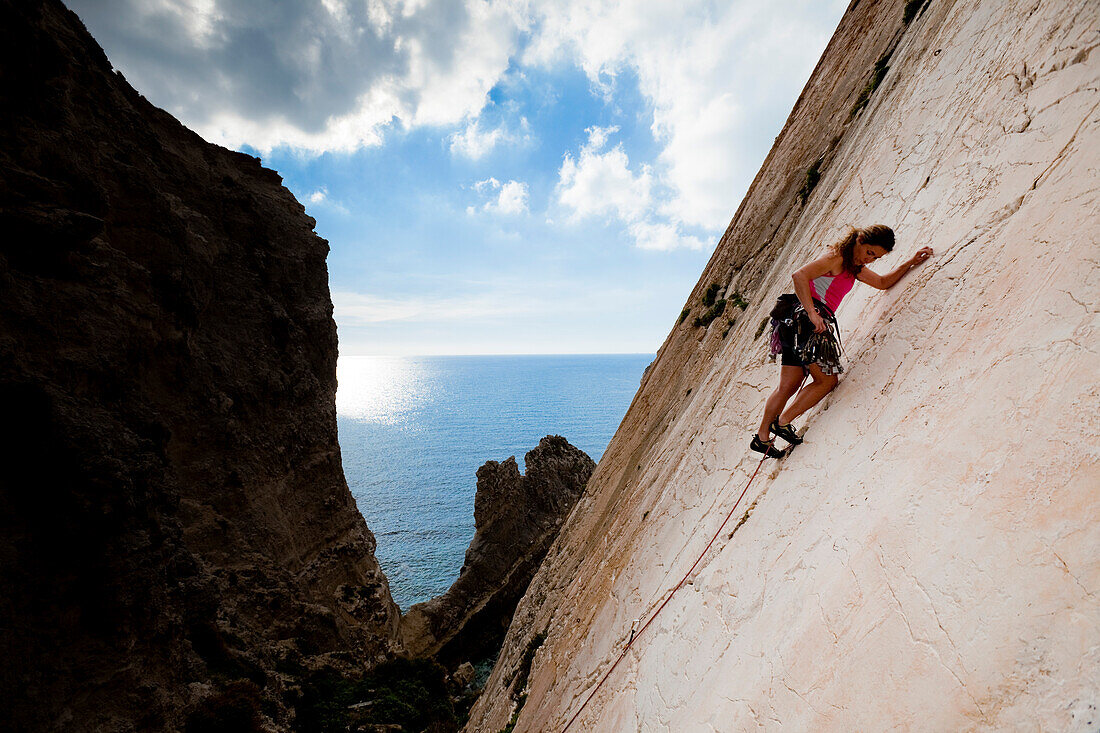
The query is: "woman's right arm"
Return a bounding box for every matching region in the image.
[792,254,839,333]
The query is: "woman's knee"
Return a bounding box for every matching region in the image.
[779,380,801,399]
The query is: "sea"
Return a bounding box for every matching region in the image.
[336,353,653,612]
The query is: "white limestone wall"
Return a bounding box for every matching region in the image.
[468,0,1099,730]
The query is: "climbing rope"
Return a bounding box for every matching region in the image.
[554,366,812,732]
[559,443,775,731]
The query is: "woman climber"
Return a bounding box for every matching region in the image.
[751,224,933,458]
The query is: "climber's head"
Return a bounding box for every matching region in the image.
[832,224,895,272]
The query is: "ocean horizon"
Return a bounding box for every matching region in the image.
[336,353,652,611]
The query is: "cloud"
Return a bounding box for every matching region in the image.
[71,0,846,228]
[68,0,524,152]
[491,180,529,214]
[469,177,529,215]
[302,185,349,214]
[449,119,508,159]
[334,274,658,327]
[557,126,705,251]
[557,125,651,222]
[628,221,705,252]
[527,0,847,230]
[474,177,500,194]
[583,124,617,151]
[332,286,535,324]
[448,115,531,159]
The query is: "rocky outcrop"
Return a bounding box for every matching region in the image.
[401,436,594,667]
[469,0,1099,730]
[0,1,400,730]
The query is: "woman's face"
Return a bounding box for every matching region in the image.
[855,242,889,266]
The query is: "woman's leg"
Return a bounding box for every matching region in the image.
[757,366,806,440]
[778,363,838,425]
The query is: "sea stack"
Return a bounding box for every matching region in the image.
[401,435,595,667]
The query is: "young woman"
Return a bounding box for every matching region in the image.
[751,225,933,458]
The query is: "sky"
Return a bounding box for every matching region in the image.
[68,0,848,355]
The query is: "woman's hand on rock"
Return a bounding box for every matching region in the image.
[911,246,933,266]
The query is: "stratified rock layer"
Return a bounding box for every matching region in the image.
[469,0,1099,730]
[401,436,595,667]
[0,1,400,730]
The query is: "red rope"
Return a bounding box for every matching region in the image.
[559,450,771,732]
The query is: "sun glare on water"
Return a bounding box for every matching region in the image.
[335,355,432,423]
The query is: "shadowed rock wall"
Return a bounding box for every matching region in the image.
[0,1,400,730]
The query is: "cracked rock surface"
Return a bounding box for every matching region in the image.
[467,1,1099,730]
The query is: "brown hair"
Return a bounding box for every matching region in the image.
[829,224,895,274]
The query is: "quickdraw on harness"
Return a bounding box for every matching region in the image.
[792,303,844,373]
[769,296,845,375]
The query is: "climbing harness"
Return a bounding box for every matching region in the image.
[558,373,807,732]
[769,298,845,375]
[796,304,844,374]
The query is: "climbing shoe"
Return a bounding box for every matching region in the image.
[750,435,787,459]
[770,419,804,445]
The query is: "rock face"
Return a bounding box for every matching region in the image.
[401,436,595,668]
[0,1,400,730]
[468,0,1099,730]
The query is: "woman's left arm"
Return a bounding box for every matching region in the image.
[857,247,934,290]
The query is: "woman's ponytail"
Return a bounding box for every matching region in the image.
[829,224,894,273]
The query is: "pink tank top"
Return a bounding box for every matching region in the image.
[810,269,856,312]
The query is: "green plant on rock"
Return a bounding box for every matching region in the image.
[693,299,727,328]
[499,695,524,733]
[701,282,721,307]
[850,51,893,118]
[721,317,737,339]
[728,291,748,311]
[797,159,823,205]
[295,658,458,733]
[678,307,691,325]
[511,633,547,703]
[755,317,771,340]
[904,0,931,24]
[498,632,547,733]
